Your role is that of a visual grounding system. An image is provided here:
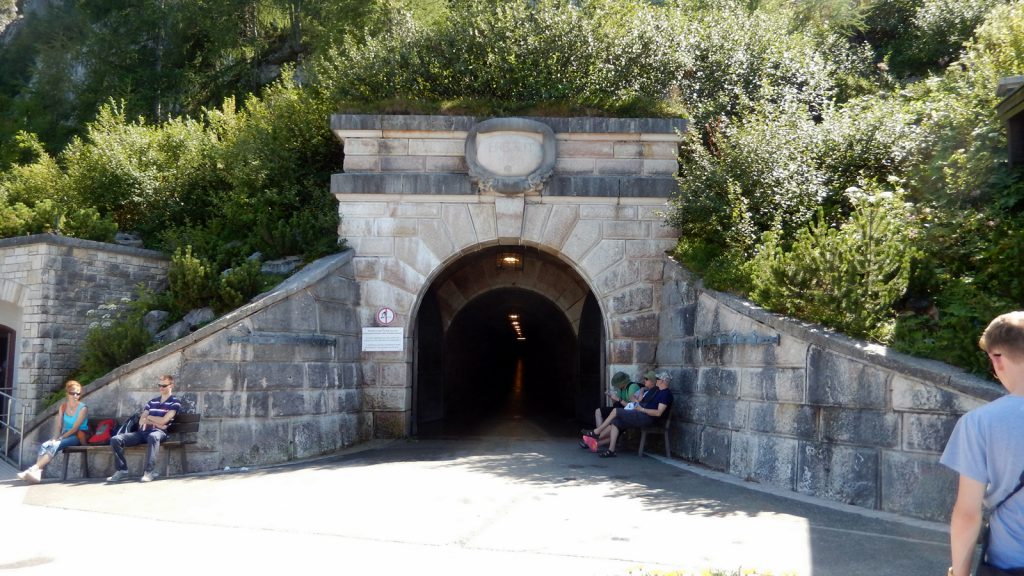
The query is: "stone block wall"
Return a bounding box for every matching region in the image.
[0,235,169,419]
[657,260,999,522]
[18,252,367,479]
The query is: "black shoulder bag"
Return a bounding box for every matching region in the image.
[976,470,1024,576]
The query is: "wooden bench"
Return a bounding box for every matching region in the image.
[637,408,671,457]
[60,413,201,480]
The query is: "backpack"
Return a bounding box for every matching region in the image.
[113,412,141,437]
[87,418,116,444]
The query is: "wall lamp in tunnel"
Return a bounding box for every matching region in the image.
[496,250,524,271]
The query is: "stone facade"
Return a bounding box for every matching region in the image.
[331,114,686,435]
[0,234,169,420]
[20,252,365,478]
[656,262,999,522]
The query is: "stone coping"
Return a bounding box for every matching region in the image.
[0,233,169,260]
[667,257,1004,402]
[331,114,688,135]
[331,173,679,198]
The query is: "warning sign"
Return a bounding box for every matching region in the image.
[362,327,404,352]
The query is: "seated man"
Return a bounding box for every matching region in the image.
[582,370,673,458]
[107,374,181,483]
[594,371,643,429]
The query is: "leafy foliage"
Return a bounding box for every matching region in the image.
[748,188,917,342]
[319,0,688,116]
[76,298,154,385]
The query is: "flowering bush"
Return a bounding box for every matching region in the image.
[76,297,153,385]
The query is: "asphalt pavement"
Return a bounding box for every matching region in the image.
[0,419,951,576]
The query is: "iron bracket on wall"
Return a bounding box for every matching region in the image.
[694,331,780,347]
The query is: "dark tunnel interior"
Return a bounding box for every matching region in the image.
[415,285,603,438]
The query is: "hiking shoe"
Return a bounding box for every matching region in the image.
[107,470,130,482]
[140,472,157,483]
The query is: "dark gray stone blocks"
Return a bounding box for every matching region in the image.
[821,408,899,448]
[202,391,270,418]
[699,367,740,398]
[219,419,292,466]
[254,294,319,332]
[807,347,888,409]
[697,426,732,472]
[881,451,958,521]
[270,391,322,417]
[742,367,806,403]
[331,173,473,195]
[673,367,699,395]
[797,442,879,508]
[747,402,818,440]
[309,274,359,304]
[242,363,305,389]
[611,286,653,315]
[613,313,659,338]
[902,413,960,452]
[181,362,241,391]
[731,433,797,489]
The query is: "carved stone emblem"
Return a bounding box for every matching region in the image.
[465,118,556,195]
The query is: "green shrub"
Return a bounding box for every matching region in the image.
[168,245,217,315]
[892,279,1013,375]
[76,298,153,384]
[748,188,917,342]
[215,258,265,314]
[321,0,687,114]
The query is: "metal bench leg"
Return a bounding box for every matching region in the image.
[638,430,647,457]
[61,453,70,481]
[663,432,670,458]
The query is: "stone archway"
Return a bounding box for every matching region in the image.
[412,245,602,436]
[331,114,684,439]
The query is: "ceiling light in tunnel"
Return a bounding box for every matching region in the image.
[496,251,524,271]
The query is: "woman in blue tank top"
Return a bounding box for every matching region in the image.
[17,380,89,484]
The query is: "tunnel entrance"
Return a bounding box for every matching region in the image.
[413,248,604,438]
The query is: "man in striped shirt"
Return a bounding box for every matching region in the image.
[107,374,182,483]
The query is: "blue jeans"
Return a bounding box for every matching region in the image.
[38,436,81,457]
[110,429,167,473]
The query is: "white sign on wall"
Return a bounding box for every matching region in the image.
[362,327,404,352]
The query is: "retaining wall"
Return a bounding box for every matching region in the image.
[657,259,1000,522]
[19,251,366,479]
[0,234,169,419]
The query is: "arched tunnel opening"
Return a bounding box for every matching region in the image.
[414,251,604,438]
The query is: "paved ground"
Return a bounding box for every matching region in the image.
[0,430,951,575]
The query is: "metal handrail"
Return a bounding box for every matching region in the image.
[0,388,25,468]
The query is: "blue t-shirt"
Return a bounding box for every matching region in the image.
[941,394,1024,569]
[640,388,673,413]
[144,395,182,430]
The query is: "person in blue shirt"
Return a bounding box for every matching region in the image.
[582,370,673,458]
[107,374,181,483]
[942,312,1024,576]
[17,380,89,484]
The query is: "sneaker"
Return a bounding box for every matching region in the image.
[16,468,37,484]
[25,466,42,484]
[140,472,157,483]
[107,470,130,482]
